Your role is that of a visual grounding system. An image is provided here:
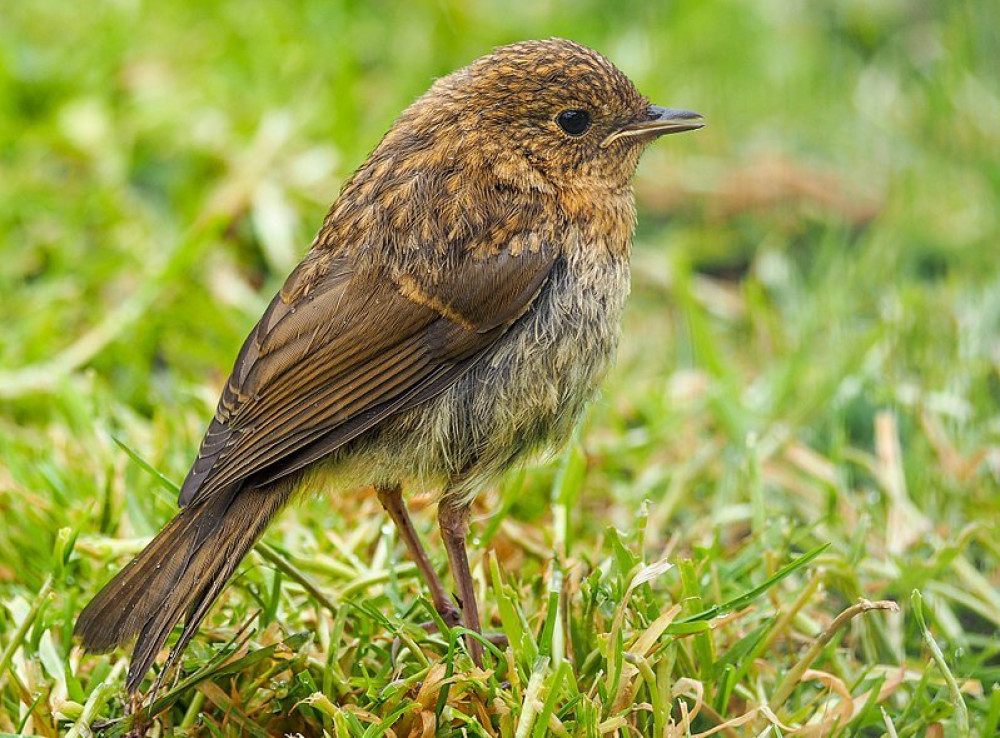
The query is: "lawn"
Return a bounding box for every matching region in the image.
[1,0,999,735]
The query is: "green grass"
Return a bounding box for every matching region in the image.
[2,0,999,735]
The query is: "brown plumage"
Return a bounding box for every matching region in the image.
[75,38,703,691]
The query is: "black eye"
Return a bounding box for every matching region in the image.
[556,109,591,136]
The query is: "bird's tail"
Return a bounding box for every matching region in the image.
[75,482,292,691]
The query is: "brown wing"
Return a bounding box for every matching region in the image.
[178,244,556,508]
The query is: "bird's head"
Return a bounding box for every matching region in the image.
[387,38,704,196]
[327,39,704,253]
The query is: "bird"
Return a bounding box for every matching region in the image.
[75,38,704,692]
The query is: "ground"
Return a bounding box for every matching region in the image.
[1,1,999,735]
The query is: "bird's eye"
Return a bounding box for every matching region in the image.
[556,109,591,136]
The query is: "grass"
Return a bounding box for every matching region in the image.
[1,0,999,735]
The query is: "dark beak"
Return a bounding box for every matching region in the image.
[601,105,705,148]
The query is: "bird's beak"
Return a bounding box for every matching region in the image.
[601,105,705,148]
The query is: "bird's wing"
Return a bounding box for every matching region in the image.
[178,243,557,508]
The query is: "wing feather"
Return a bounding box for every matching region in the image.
[178,243,556,508]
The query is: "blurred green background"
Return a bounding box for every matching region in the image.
[1,0,999,734]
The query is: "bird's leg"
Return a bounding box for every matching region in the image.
[437,501,485,667]
[375,485,461,627]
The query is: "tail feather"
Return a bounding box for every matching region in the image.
[75,482,291,692]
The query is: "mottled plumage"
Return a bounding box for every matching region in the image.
[76,38,703,692]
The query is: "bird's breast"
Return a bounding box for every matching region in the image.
[425,233,631,501]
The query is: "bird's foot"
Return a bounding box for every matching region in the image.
[391,605,507,663]
[428,604,462,630]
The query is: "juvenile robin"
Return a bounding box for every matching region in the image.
[76,38,703,690]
